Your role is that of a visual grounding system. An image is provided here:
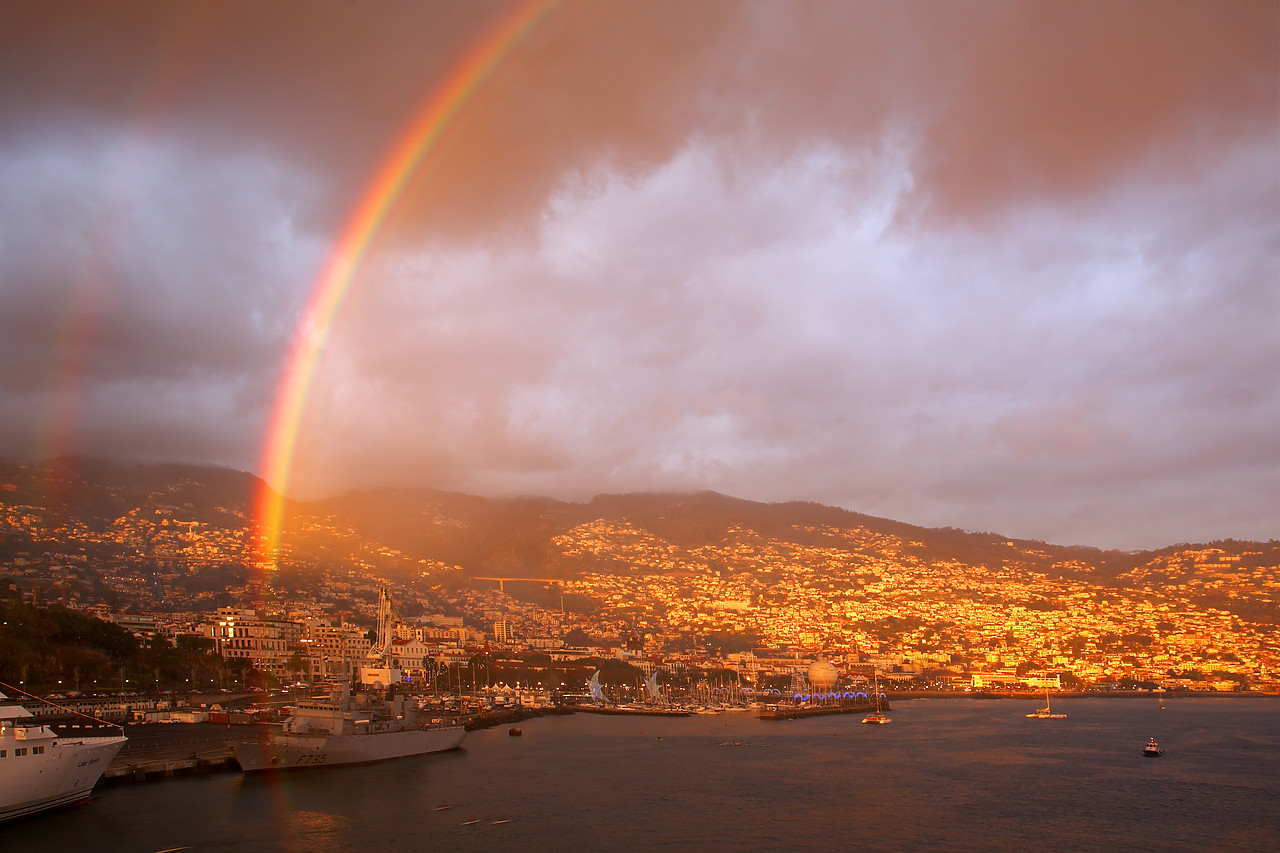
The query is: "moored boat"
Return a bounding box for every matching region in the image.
[862,673,891,724]
[0,690,127,822]
[233,587,465,773]
[1026,688,1067,719]
[232,684,465,772]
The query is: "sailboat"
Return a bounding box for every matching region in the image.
[862,674,890,724]
[1026,686,1067,719]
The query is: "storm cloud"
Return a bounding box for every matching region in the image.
[1,1,1276,549]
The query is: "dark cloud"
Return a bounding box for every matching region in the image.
[912,1,1279,220]
[0,124,320,461]
[0,1,1275,548]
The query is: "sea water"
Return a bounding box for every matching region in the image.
[4,697,1277,852]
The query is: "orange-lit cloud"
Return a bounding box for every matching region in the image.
[0,1,1275,549]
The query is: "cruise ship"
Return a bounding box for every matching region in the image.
[1,691,127,822]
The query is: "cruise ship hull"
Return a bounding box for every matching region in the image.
[0,735,126,823]
[234,725,465,772]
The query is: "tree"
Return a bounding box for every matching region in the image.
[597,659,645,686]
[285,647,310,683]
[176,634,215,653]
[703,668,741,687]
[562,628,595,647]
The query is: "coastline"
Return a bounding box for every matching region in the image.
[14,697,1273,853]
[85,690,1276,788]
[886,690,1277,700]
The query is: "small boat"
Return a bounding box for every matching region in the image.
[508,727,522,737]
[1026,687,1067,719]
[1143,737,1164,757]
[862,673,891,724]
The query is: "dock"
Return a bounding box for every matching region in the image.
[103,750,240,784]
[464,705,573,730]
[572,705,693,718]
[98,722,246,785]
[758,700,884,721]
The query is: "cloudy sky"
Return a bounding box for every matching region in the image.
[1,1,1276,549]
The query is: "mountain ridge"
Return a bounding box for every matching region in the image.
[3,456,1273,588]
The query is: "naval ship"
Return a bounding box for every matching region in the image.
[233,588,465,772]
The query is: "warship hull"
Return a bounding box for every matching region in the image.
[234,725,465,772]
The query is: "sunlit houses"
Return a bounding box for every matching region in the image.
[388,636,434,679]
[298,617,372,681]
[205,607,303,679]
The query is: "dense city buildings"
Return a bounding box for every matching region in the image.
[2,463,1276,694]
[205,608,304,679]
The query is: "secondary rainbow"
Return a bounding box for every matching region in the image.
[256,0,560,568]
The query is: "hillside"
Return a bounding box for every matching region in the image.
[1,458,1275,627]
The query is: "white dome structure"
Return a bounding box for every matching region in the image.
[807,660,838,691]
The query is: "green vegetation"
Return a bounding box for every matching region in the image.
[0,599,229,694]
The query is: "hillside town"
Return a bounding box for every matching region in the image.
[3,479,1276,696]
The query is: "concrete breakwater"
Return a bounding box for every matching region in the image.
[102,722,242,785]
[464,705,574,730]
[103,751,240,785]
[758,700,884,720]
[571,705,693,718]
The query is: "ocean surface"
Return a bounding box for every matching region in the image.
[5,697,1278,852]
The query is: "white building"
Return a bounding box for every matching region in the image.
[1025,673,1063,690]
[205,608,303,679]
[300,618,372,681]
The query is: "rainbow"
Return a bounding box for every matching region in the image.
[255,0,560,569]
